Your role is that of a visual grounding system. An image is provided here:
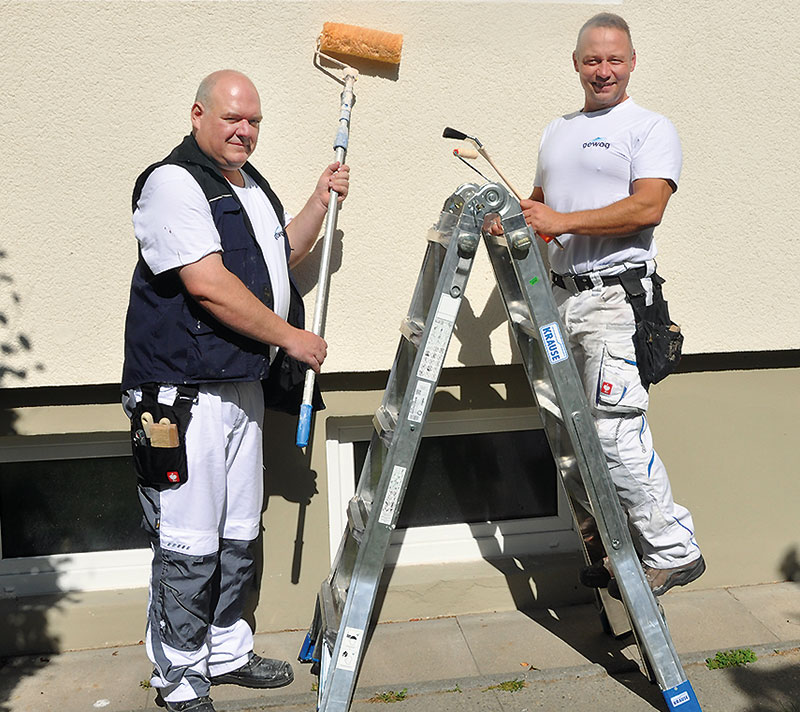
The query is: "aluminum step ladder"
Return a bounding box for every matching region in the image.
[299,182,702,712]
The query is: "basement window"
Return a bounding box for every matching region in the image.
[325,408,577,566]
[0,434,150,596]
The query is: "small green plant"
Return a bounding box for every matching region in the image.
[369,688,408,703]
[705,648,758,670]
[139,679,152,689]
[483,678,527,693]
[311,681,319,692]
[445,683,462,693]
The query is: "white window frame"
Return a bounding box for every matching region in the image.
[325,407,578,566]
[0,435,151,597]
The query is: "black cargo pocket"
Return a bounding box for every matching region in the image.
[130,385,197,488]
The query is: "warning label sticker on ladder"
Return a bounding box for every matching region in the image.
[418,294,461,381]
[335,626,364,672]
[378,465,406,526]
[408,379,432,423]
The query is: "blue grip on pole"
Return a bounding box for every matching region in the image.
[662,680,702,711]
[296,403,313,448]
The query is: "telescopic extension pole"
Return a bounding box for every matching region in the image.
[296,69,357,448]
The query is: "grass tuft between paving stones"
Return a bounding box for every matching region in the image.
[482,678,528,693]
[705,648,758,669]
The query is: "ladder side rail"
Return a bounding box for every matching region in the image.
[303,186,475,690]
[484,203,696,700]
[318,193,481,712]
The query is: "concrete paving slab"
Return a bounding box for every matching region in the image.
[356,617,479,687]
[725,581,800,641]
[0,644,154,712]
[659,588,780,652]
[455,606,640,676]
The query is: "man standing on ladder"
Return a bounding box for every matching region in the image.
[121,70,348,712]
[520,13,705,598]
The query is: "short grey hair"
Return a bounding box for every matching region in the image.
[576,13,633,52]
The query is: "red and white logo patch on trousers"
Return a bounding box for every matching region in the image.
[601,381,613,396]
[167,471,181,483]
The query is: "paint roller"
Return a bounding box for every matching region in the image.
[296,23,404,449]
[442,126,564,248]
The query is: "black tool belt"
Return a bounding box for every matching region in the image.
[130,383,199,488]
[552,267,684,389]
[551,267,648,293]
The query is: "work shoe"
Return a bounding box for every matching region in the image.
[579,557,613,588]
[210,652,294,689]
[609,555,706,600]
[155,695,216,712]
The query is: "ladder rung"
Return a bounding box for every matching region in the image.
[373,405,397,442]
[400,317,424,346]
[347,496,371,541]
[515,316,537,339]
[319,583,342,650]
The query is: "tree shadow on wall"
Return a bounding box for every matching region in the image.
[0,489,70,712]
[0,248,45,435]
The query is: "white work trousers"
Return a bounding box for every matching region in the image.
[554,282,701,569]
[130,381,265,703]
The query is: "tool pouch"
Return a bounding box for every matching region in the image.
[618,272,684,389]
[130,383,199,488]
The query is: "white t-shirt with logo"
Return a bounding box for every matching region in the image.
[133,164,291,358]
[533,97,682,275]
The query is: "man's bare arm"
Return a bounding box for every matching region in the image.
[178,253,327,372]
[522,178,674,238]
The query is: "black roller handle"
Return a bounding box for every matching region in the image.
[442,126,469,141]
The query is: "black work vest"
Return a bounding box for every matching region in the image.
[121,134,306,391]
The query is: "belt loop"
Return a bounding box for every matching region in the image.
[644,259,656,277]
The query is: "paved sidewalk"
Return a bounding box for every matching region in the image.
[1,582,798,712]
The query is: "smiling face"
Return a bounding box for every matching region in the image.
[573,26,636,113]
[190,71,262,181]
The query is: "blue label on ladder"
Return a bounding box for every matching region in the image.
[662,680,702,711]
[539,322,569,364]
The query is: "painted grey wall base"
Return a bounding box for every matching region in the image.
[0,364,797,656]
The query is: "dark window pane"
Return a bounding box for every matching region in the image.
[354,429,557,528]
[0,456,147,557]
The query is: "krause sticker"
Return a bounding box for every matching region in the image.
[539,322,569,364]
[335,626,364,672]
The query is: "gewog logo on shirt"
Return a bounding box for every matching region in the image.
[582,136,611,149]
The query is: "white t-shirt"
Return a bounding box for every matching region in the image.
[534,98,682,275]
[132,165,291,358]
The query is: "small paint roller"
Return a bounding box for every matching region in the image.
[442,126,564,248]
[296,23,404,449]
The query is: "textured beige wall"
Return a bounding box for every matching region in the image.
[1,0,798,389]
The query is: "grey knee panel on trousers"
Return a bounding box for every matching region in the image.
[213,538,256,628]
